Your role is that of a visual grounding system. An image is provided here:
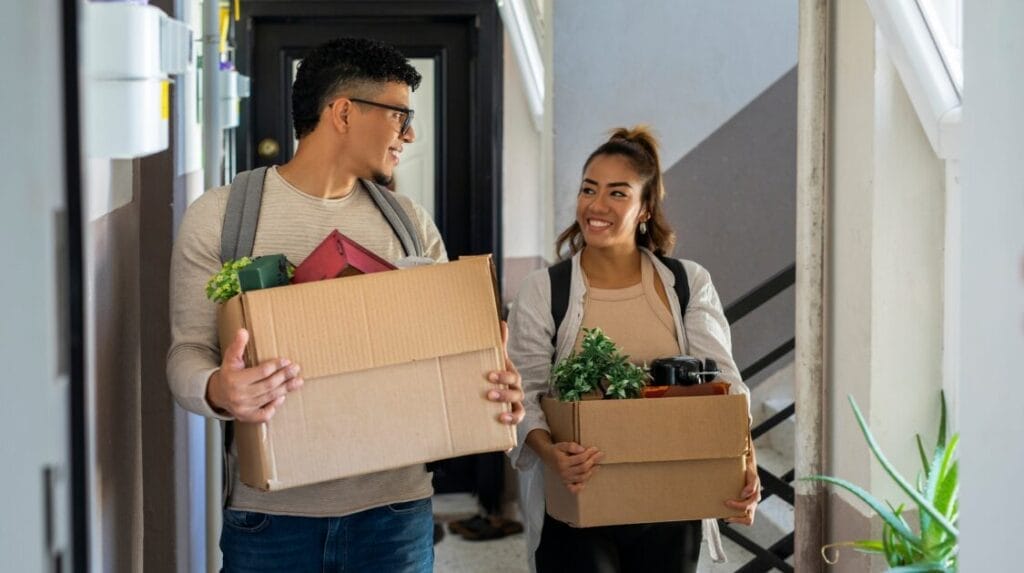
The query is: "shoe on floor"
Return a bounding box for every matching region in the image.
[450,515,524,541]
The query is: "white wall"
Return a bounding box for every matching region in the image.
[502,33,545,261]
[0,2,73,570]
[867,40,945,503]
[828,0,946,520]
[959,1,1024,569]
[552,0,798,228]
[828,0,876,494]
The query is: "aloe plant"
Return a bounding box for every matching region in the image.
[805,393,958,571]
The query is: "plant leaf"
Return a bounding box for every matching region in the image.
[803,475,920,545]
[937,390,947,449]
[850,539,885,553]
[923,434,960,551]
[846,396,959,539]
[916,434,931,477]
[888,563,949,572]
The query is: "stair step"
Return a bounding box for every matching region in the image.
[759,397,796,455]
[698,495,795,572]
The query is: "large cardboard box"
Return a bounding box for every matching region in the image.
[541,393,749,526]
[217,256,516,491]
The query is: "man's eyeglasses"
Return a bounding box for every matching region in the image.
[349,98,415,137]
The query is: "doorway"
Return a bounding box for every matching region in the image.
[236,0,503,265]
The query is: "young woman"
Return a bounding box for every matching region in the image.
[507,126,760,572]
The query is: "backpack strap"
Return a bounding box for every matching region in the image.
[656,255,690,313]
[547,259,573,349]
[547,255,690,354]
[220,166,268,263]
[221,169,424,263]
[360,179,424,257]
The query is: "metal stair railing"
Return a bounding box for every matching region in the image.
[720,263,796,572]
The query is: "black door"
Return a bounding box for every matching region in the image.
[236,0,503,267]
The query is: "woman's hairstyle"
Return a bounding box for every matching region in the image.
[555,125,677,258]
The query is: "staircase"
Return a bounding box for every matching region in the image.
[700,264,797,572]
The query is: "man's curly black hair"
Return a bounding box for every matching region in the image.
[292,38,422,139]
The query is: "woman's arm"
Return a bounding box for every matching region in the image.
[506,270,603,490]
[681,261,747,395]
[506,270,559,470]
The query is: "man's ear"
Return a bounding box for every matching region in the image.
[328,98,352,133]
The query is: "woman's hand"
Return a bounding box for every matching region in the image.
[486,322,525,425]
[546,441,604,494]
[525,429,604,494]
[724,439,761,525]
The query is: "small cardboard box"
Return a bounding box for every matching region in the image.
[218,256,516,491]
[541,393,750,527]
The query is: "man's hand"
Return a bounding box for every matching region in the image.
[485,321,525,425]
[206,328,305,423]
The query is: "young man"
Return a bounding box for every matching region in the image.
[167,38,524,572]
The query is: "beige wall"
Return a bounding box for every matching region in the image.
[502,30,551,300]
[826,1,947,569]
[84,77,192,573]
[86,159,144,573]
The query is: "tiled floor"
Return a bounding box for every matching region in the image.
[433,493,528,573]
[431,493,783,572]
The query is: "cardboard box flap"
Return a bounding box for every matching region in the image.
[544,394,749,464]
[227,257,502,379]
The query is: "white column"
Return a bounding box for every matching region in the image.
[959,1,1024,570]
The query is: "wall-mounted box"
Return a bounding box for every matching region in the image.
[218,68,250,129]
[82,2,191,159]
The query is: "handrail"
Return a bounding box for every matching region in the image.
[751,402,796,441]
[724,264,796,324]
[719,262,798,571]
[741,339,795,382]
[720,527,795,573]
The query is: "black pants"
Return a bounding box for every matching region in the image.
[535,513,701,573]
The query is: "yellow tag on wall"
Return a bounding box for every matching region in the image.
[161,80,170,120]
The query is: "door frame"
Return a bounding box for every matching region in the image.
[235,0,504,271]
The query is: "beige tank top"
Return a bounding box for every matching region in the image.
[575,255,681,365]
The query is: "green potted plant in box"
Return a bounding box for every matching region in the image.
[805,393,958,571]
[550,328,647,401]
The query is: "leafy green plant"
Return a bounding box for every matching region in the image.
[805,393,958,571]
[205,257,253,303]
[550,328,647,401]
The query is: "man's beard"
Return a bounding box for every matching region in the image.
[371,172,393,188]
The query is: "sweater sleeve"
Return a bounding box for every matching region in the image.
[681,261,751,403]
[166,188,233,420]
[506,269,557,471]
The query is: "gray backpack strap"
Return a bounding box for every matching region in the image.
[220,166,269,262]
[218,166,267,507]
[360,179,424,257]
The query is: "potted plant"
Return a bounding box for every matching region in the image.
[806,393,958,571]
[550,328,647,401]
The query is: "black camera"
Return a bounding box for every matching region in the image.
[649,356,720,386]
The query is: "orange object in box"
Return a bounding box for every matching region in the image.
[642,381,731,399]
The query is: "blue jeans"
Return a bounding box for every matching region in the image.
[220,498,434,572]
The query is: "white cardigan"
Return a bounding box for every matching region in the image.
[506,248,751,570]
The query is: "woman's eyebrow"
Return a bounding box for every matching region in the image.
[582,178,632,188]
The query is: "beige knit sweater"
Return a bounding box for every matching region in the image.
[167,166,447,516]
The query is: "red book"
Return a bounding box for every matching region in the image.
[292,230,396,284]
